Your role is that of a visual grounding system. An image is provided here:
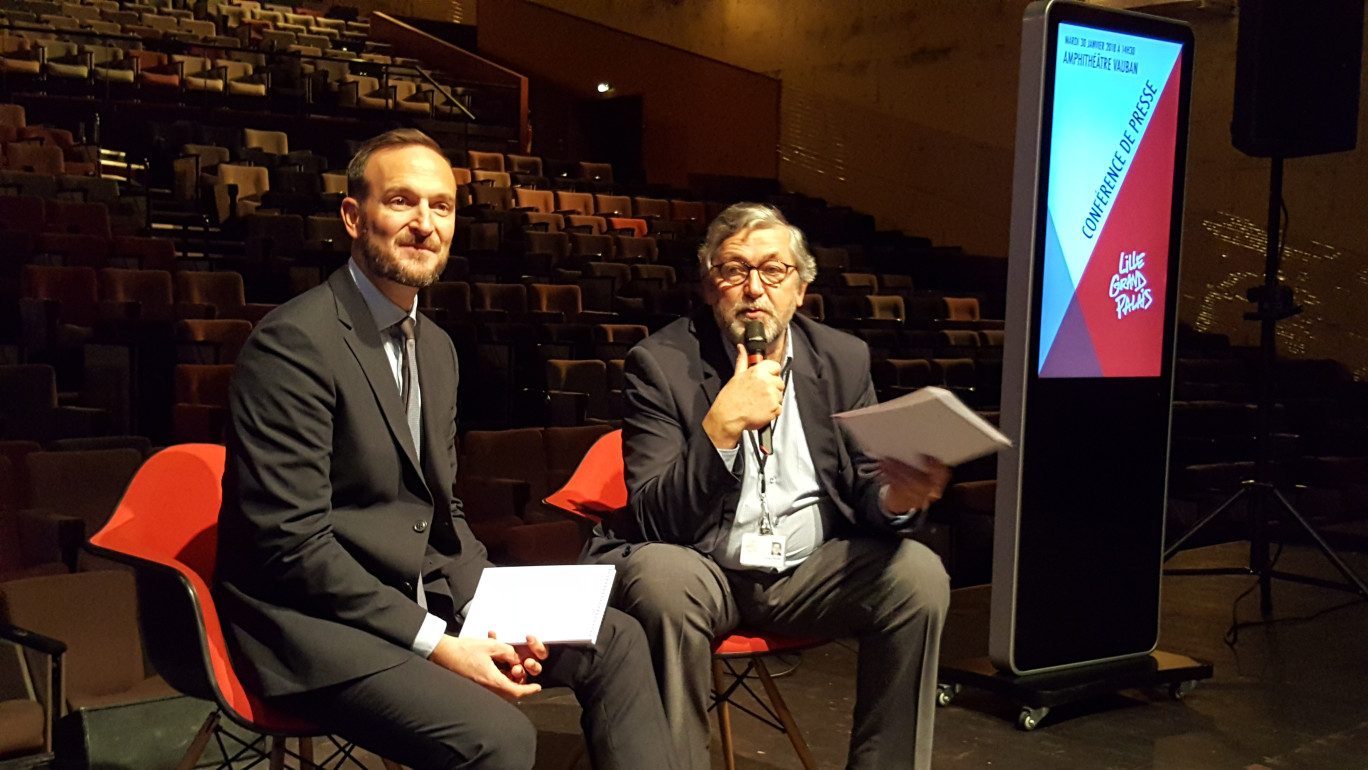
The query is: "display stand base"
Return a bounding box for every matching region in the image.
[937,650,1212,730]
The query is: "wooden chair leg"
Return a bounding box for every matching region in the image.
[713,656,735,770]
[298,735,314,769]
[268,735,286,770]
[754,657,817,770]
[176,711,219,770]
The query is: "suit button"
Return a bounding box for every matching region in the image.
[414,521,429,533]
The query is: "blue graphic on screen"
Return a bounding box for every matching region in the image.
[1037,23,1184,378]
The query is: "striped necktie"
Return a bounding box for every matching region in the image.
[397,316,421,458]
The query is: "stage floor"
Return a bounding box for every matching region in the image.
[283,540,1368,769]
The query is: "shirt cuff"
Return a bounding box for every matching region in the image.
[411,612,448,658]
[717,444,740,471]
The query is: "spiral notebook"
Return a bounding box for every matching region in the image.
[457,564,616,645]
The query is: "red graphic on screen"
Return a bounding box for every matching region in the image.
[1045,55,1181,378]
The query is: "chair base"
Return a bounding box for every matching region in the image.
[179,710,403,770]
[711,653,817,770]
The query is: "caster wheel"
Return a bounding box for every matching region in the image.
[936,683,960,707]
[1017,706,1048,731]
[1170,680,1196,700]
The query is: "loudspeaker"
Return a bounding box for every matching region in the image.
[1232,0,1364,158]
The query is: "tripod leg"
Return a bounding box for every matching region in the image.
[1165,486,1249,560]
[1270,488,1368,599]
[1252,487,1273,614]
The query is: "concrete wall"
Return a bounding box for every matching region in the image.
[530,0,1368,377]
[475,0,780,187]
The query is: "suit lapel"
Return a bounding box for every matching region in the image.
[329,269,425,479]
[416,315,450,498]
[693,310,842,484]
[790,324,843,488]
[695,311,733,406]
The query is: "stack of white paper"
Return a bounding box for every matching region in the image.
[458,564,616,645]
[833,386,1012,467]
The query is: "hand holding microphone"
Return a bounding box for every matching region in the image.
[701,320,786,451]
[744,321,776,455]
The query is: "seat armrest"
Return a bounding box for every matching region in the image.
[17,508,84,572]
[526,310,563,324]
[468,308,508,323]
[0,622,66,658]
[545,390,588,427]
[234,303,277,324]
[175,301,217,319]
[98,300,141,321]
[49,406,108,441]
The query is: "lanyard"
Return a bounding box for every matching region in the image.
[747,361,792,536]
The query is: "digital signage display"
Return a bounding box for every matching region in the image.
[990,0,1193,677]
[1037,24,1185,377]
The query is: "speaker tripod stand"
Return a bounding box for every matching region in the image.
[1163,155,1368,614]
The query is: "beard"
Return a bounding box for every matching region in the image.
[715,298,786,348]
[356,219,449,289]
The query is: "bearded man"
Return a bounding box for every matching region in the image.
[215,129,673,770]
[584,202,952,770]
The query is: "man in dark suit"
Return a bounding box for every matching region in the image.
[215,129,673,770]
[585,203,952,769]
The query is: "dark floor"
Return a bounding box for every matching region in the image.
[189,540,1368,769]
[503,540,1368,770]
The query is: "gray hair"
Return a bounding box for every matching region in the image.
[346,128,444,202]
[696,202,817,284]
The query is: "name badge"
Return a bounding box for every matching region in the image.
[739,532,787,570]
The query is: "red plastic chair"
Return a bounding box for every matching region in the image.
[85,444,400,770]
[545,430,820,770]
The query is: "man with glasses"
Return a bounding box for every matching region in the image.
[584,202,952,769]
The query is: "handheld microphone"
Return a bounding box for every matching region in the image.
[744,320,766,367]
[742,321,774,455]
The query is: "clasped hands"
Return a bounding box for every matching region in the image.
[429,631,549,701]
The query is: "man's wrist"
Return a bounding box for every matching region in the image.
[703,412,743,450]
[879,485,924,517]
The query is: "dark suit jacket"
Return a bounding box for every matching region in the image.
[215,267,489,697]
[585,308,918,566]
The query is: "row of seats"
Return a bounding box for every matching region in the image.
[19,264,275,324]
[0,437,150,571]
[2,0,368,50]
[0,13,486,123]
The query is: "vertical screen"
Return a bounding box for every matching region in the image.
[992,1,1194,676]
[1038,24,1185,377]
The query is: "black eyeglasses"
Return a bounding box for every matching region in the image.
[710,261,797,287]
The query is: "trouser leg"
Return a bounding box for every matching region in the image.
[731,537,950,770]
[536,607,677,770]
[274,656,537,770]
[613,543,738,770]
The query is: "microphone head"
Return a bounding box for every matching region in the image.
[743,320,766,358]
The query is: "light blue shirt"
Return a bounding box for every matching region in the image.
[346,259,447,658]
[711,324,919,572]
[712,327,836,572]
